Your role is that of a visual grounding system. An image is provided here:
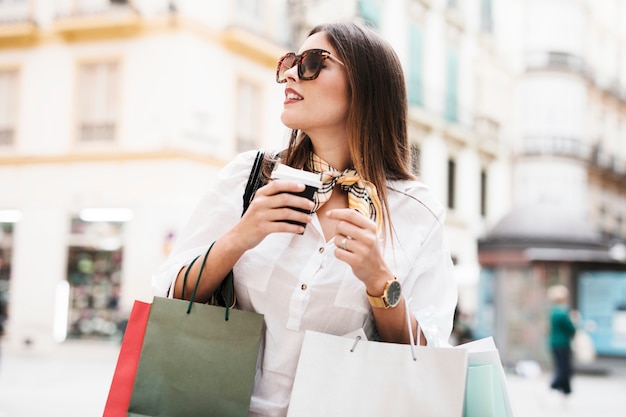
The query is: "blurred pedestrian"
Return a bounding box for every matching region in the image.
[547,284,577,396]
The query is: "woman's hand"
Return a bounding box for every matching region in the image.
[174,180,313,301]
[229,180,315,250]
[327,208,393,295]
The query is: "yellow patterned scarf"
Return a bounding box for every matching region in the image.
[309,153,383,233]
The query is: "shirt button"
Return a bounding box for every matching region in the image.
[319,247,324,253]
[301,284,308,291]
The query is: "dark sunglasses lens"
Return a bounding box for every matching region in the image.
[278,54,296,82]
[300,52,324,80]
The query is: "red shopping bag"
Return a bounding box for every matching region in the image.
[102,300,151,417]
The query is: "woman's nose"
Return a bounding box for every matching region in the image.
[283,64,299,82]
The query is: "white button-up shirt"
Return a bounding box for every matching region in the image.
[152,150,458,417]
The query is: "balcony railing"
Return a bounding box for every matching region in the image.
[589,144,626,176]
[521,136,626,178]
[78,122,116,143]
[55,0,132,18]
[0,2,32,24]
[525,51,589,76]
[525,50,626,104]
[522,135,589,159]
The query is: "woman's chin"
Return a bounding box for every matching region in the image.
[280,114,303,131]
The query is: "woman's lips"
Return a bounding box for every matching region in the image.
[284,88,303,104]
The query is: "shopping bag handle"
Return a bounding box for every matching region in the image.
[181,255,200,302]
[349,298,422,361]
[181,242,235,321]
[405,297,419,360]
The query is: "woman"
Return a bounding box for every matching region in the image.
[547,284,577,396]
[152,22,457,417]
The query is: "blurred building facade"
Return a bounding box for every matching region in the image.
[0,0,292,351]
[0,0,624,364]
[476,0,626,365]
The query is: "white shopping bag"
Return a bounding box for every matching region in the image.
[287,330,469,417]
[457,337,516,417]
[572,330,596,364]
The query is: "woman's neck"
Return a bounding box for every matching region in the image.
[308,134,351,171]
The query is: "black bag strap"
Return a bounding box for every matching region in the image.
[242,149,266,215]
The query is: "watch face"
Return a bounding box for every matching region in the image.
[386,280,402,307]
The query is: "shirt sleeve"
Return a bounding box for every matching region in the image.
[151,150,259,297]
[407,218,457,347]
[388,181,458,347]
[560,310,577,338]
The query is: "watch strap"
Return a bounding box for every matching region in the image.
[366,292,388,309]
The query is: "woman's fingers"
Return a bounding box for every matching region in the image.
[328,208,387,284]
[328,209,376,249]
[239,180,315,243]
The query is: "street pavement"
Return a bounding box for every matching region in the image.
[0,341,624,417]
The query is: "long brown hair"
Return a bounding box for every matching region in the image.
[279,22,415,234]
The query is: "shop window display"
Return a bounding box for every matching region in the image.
[578,271,626,356]
[0,222,13,336]
[66,218,124,340]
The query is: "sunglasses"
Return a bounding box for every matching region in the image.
[276,49,344,83]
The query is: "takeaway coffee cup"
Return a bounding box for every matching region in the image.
[270,163,322,229]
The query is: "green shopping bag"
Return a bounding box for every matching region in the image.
[127,246,264,417]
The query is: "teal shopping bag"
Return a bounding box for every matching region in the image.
[464,364,508,417]
[457,337,515,417]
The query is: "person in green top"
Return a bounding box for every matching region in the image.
[547,285,577,395]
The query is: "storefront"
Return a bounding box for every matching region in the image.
[64,211,130,342]
[474,206,626,366]
[0,158,215,353]
[0,217,16,337]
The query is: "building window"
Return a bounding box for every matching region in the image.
[480,169,487,217]
[236,79,261,152]
[358,0,381,29]
[0,69,17,147]
[447,158,456,210]
[445,46,459,123]
[0,0,30,23]
[410,142,421,176]
[408,23,424,107]
[236,0,260,18]
[235,0,262,32]
[76,61,119,144]
[480,0,493,33]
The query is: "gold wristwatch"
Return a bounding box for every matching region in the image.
[366,278,402,309]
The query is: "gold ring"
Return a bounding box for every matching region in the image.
[340,237,348,251]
